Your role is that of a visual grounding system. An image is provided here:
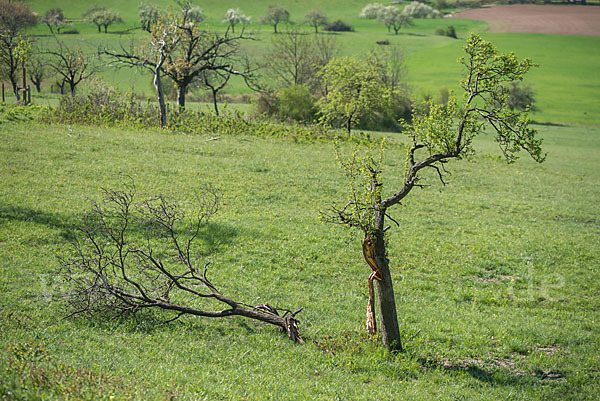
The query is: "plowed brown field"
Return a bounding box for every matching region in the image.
[455,5,600,36]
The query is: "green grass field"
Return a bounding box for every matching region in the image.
[1,115,599,399]
[19,1,600,126]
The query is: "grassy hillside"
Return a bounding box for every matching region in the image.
[405,32,600,125]
[1,115,599,399]
[21,1,600,126]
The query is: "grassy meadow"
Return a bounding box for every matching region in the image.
[1,115,599,399]
[1,0,599,400]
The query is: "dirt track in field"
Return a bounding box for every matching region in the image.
[454,5,600,36]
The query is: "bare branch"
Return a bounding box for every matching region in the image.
[58,184,303,342]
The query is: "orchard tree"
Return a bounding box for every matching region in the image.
[163,3,253,109]
[373,45,406,92]
[177,0,205,24]
[139,2,160,33]
[40,8,66,34]
[403,2,440,18]
[322,34,545,351]
[260,5,290,34]
[105,3,251,118]
[46,41,96,97]
[317,55,393,133]
[196,68,230,115]
[359,3,413,34]
[359,3,386,20]
[223,8,250,34]
[28,49,47,92]
[262,31,338,95]
[378,6,413,35]
[139,1,203,33]
[103,14,180,127]
[84,6,123,33]
[195,54,259,116]
[263,30,324,90]
[304,9,328,34]
[0,0,37,101]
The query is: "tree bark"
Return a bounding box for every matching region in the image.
[11,79,20,102]
[373,208,403,351]
[211,88,219,116]
[154,67,167,128]
[176,85,186,109]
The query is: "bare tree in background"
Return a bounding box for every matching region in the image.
[46,40,95,97]
[40,8,67,34]
[163,2,254,109]
[263,30,338,93]
[304,9,328,34]
[59,183,304,342]
[27,48,47,93]
[260,5,290,34]
[196,68,231,116]
[103,14,180,127]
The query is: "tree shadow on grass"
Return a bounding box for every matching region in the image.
[0,203,240,252]
[419,356,562,387]
[399,32,426,37]
[197,221,239,255]
[0,204,78,241]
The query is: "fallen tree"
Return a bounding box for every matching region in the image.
[59,183,303,342]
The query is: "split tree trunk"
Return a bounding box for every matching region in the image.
[373,209,403,351]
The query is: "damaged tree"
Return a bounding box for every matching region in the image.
[59,184,303,342]
[323,34,545,351]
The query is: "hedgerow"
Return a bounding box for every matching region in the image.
[37,83,374,144]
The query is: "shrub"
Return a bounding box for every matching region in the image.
[324,20,354,32]
[251,90,280,118]
[276,85,317,123]
[435,25,457,38]
[40,79,158,127]
[438,87,450,105]
[507,81,536,111]
[356,94,412,132]
[433,0,451,10]
[251,86,317,124]
[1,104,46,124]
